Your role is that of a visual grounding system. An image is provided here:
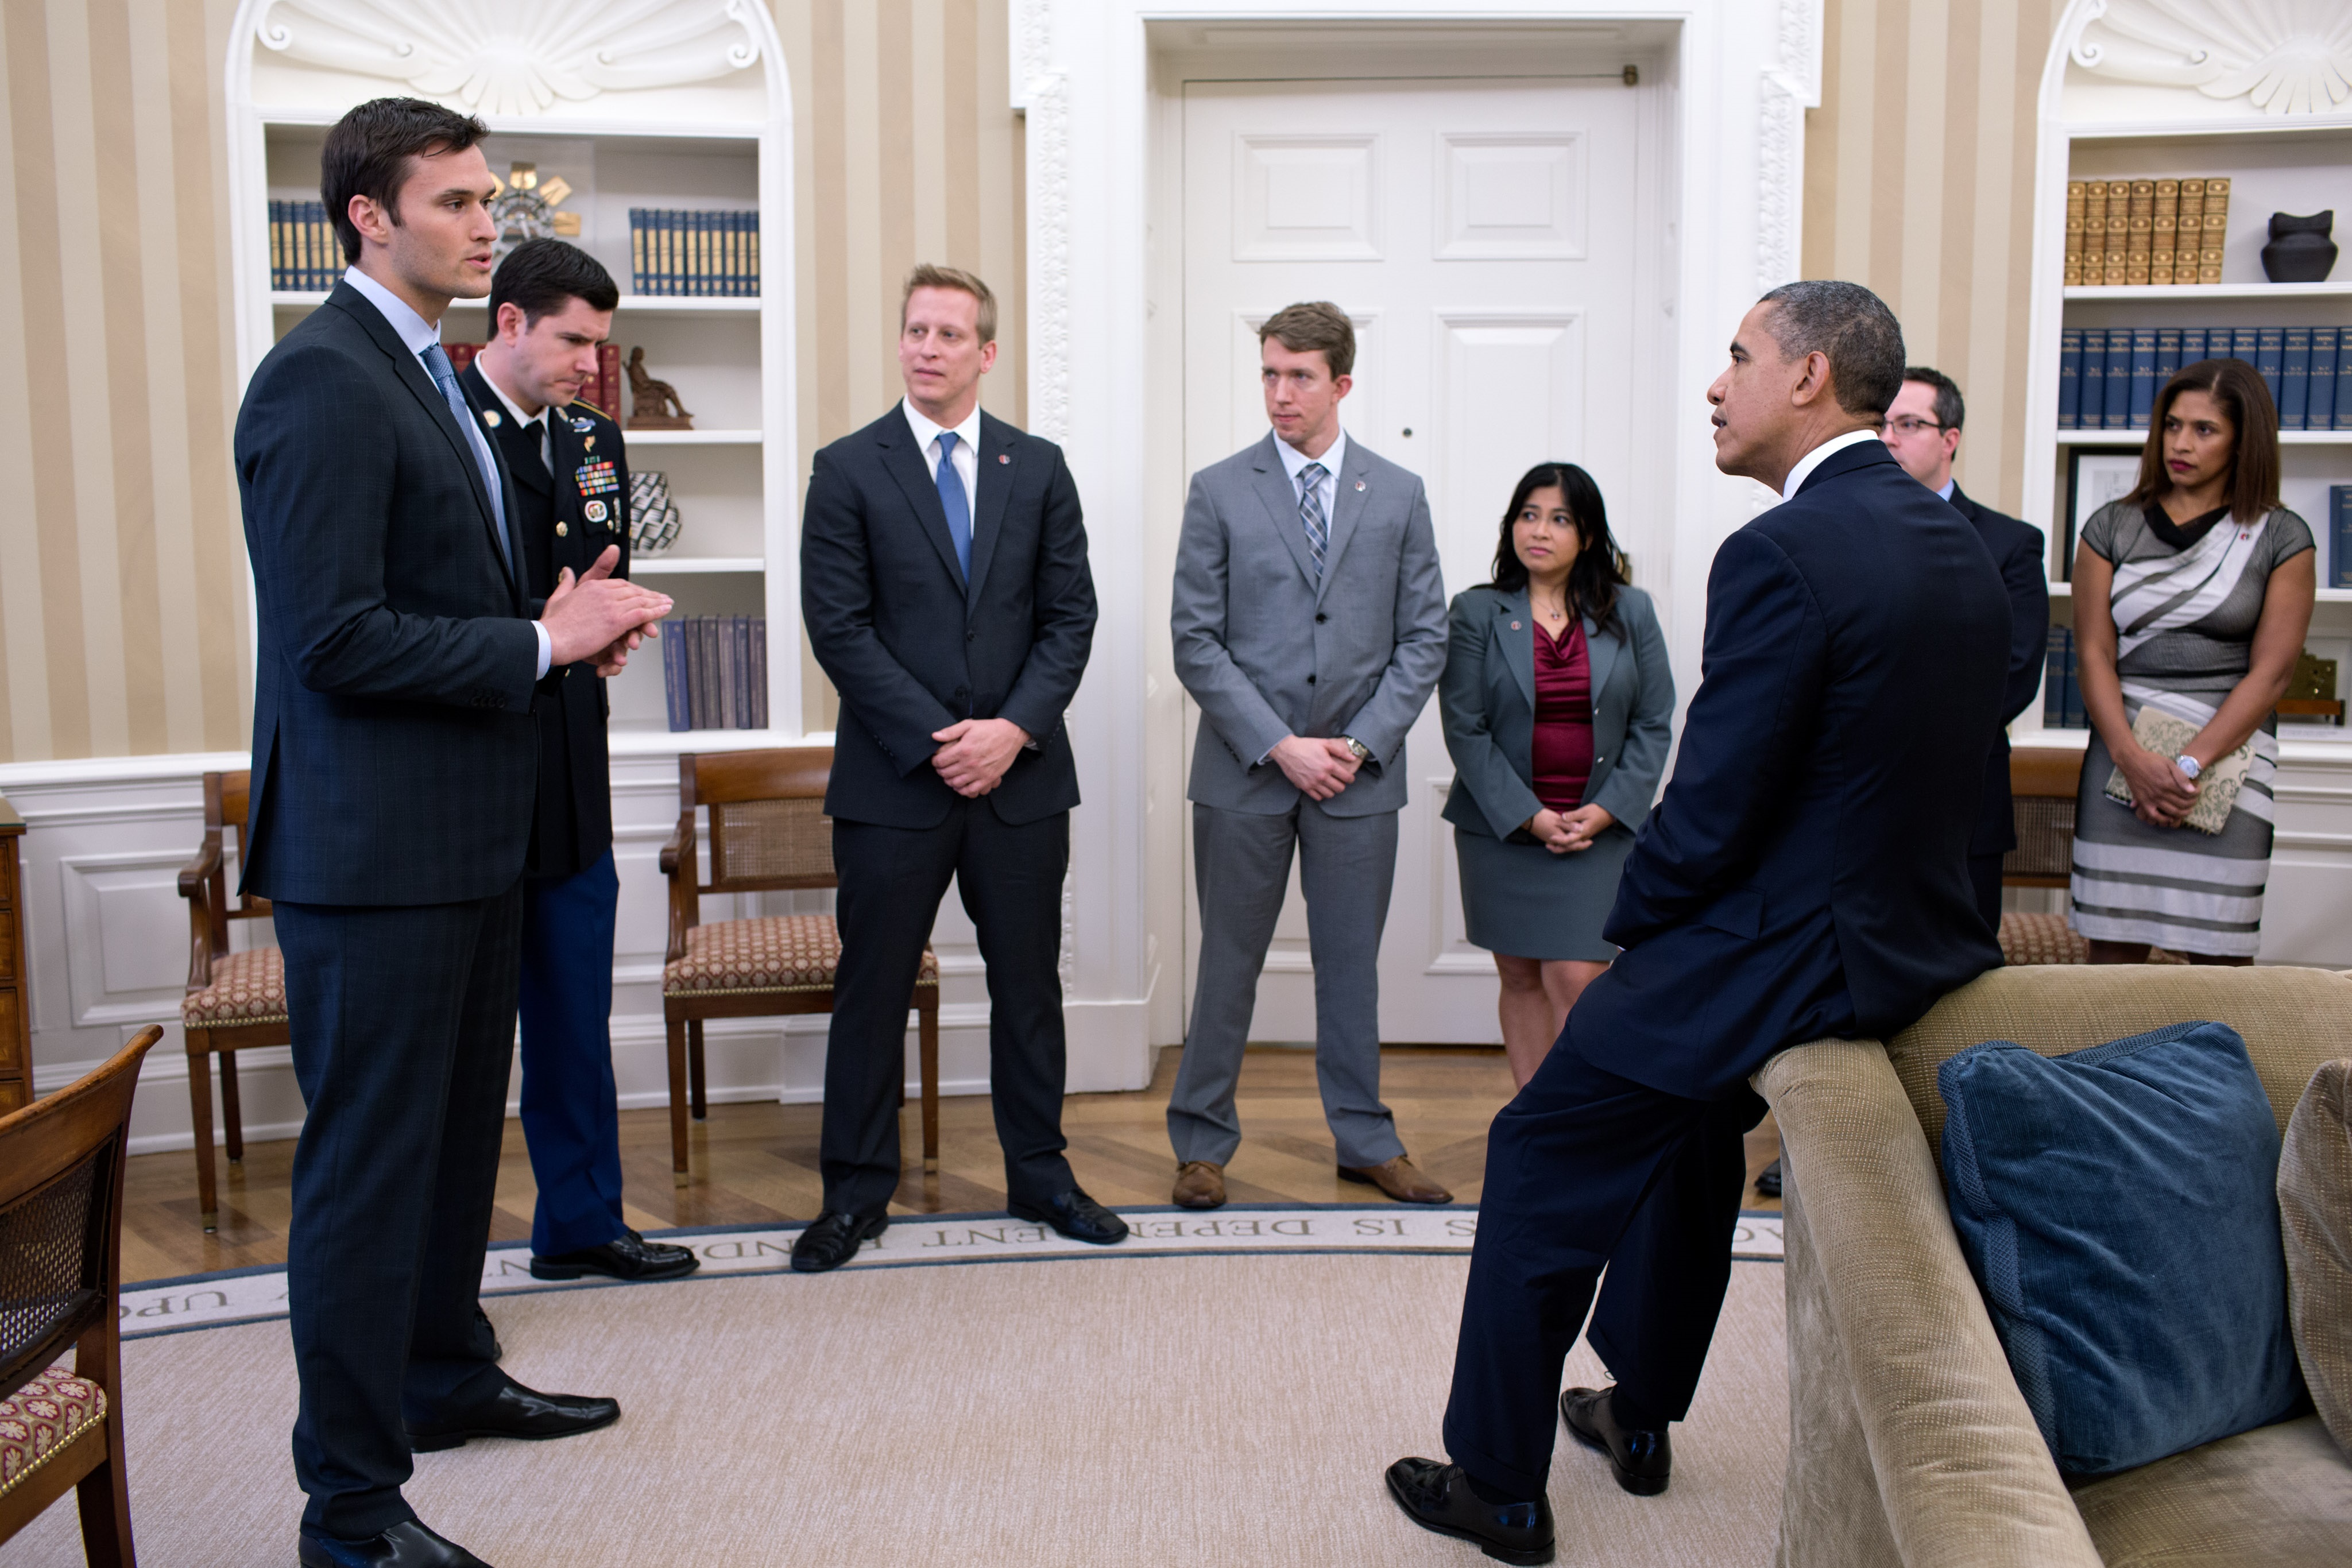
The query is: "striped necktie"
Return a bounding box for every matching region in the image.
[1298,460,1329,580]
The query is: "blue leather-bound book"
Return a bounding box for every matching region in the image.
[662,615,689,731]
[2256,326,2285,409]
[2129,328,2160,429]
[2334,487,2352,590]
[2104,330,2134,430]
[2045,626,2069,727]
[2231,326,2260,368]
[2153,327,2181,391]
[2338,339,2352,431]
[2059,328,2083,429]
[2179,327,2207,363]
[2280,327,2311,430]
[2081,330,2107,427]
[2311,329,2339,433]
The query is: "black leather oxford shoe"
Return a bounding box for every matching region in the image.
[1383,1458,1554,1565]
[405,1373,620,1453]
[297,1518,491,1566]
[529,1228,700,1282]
[790,1210,889,1273]
[1008,1187,1129,1245]
[1561,1385,1672,1496]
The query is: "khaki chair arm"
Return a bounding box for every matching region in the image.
[1758,1039,2100,1568]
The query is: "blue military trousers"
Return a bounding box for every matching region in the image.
[517,849,626,1258]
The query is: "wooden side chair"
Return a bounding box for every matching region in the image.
[0,1025,161,1566]
[1998,745,2184,966]
[175,770,287,1232]
[659,748,939,1185]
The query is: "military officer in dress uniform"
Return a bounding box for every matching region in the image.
[462,238,697,1284]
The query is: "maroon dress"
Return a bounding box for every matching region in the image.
[1530,618,1595,812]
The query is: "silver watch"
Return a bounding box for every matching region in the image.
[2177,754,2203,781]
[1343,737,1371,763]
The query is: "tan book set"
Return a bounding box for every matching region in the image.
[2064,177,2229,287]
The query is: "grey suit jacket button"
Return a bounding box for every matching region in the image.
[1306,673,1317,684]
[1316,612,1328,623]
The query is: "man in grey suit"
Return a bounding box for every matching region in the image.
[1167,301,1450,1210]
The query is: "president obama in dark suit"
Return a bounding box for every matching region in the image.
[1386,283,2011,1564]
[795,264,1122,1271]
[237,99,671,1568]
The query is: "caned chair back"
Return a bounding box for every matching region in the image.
[682,748,836,893]
[0,1028,157,1401]
[2002,747,2082,888]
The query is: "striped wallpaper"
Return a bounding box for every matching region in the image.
[2,0,2062,764]
[1804,0,2067,522]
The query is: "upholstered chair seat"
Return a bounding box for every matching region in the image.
[0,1368,106,1500]
[179,945,288,1028]
[662,914,938,998]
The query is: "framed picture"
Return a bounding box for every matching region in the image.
[2065,451,2141,578]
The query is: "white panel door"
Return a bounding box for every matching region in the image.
[1181,76,1641,1044]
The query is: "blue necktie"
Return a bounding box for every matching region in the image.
[935,430,972,579]
[1298,461,1330,580]
[420,342,514,580]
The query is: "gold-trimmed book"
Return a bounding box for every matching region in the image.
[2103,707,2251,837]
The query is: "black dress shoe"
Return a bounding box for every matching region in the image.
[1008,1187,1129,1245]
[1560,1385,1672,1496]
[1383,1458,1554,1565]
[405,1374,620,1453]
[530,1228,701,1282]
[297,1517,491,1566]
[1755,1157,1783,1198]
[790,1210,889,1273]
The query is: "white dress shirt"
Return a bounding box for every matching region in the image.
[481,366,552,477]
[1779,426,1883,501]
[902,397,981,520]
[1937,477,1956,502]
[1275,424,1348,524]
[341,265,551,678]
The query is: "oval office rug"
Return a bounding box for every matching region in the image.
[2,1217,1789,1567]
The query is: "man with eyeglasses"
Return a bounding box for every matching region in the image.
[1882,367,2049,937]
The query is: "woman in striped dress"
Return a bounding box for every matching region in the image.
[2069,357,2315,962]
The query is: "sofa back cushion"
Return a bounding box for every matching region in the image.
[1939,1021,2305,1474]
[2280,1058,2352,1457]
[1885,965,2352,1170]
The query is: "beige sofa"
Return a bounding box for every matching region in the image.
[1755,964,2352,1567]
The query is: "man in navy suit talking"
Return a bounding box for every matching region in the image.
[237,99,672,1568]
[1385,282,2010,1563]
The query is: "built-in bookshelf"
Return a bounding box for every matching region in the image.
[226,2,796,749]
[2020,12,2352,749]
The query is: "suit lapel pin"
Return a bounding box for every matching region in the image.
[1355,479,1365,491]
[1511,621,1522,630]
[999,453,1011,464]
[482,407,502,428]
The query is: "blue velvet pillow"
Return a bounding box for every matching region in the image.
[1938,1020,2305,1475]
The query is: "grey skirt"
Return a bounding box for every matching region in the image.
[1454,822,1634,963]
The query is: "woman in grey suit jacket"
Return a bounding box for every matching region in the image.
[1441,462,1673,1086]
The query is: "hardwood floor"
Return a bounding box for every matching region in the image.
[117,1043,1782,1283]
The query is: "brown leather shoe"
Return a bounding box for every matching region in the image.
[1172,1160,1227,1209]
[1339,1154,1453,1204]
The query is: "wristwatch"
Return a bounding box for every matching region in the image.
[1343,737,1371,763]
[2177,755,2203,781]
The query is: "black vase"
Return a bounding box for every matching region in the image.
[2261,211,2337,284]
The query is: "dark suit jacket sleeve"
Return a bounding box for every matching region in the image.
[1170,471,1294,766]
[243,342,537,707]
[1440,595,1545,838]
[1603,529,1825,948]
[1588,594,1676,831]
[1997,520,2049,727]
[799,443,960,773]
[996,444,1097,744]
[1339,477,1449,766]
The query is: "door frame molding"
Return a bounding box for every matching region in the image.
[1011,2,1824,1081]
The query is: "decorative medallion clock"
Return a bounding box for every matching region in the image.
[488,163,581,260]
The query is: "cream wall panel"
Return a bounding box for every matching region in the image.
[1805,0,2066,520]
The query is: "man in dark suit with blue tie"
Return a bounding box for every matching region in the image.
[1386,282,2011,1564]
[795,263,1121,1271]
[236,99,674,1568]
[1883,365,2052,934]
[460,239,698,1288]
